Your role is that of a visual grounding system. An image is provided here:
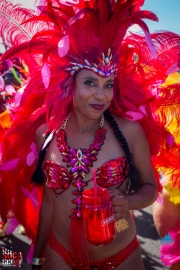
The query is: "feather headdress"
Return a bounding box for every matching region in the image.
[0,0,180,250]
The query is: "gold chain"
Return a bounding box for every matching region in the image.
[100,114,104,127]
[61,113,104,129]
[61,113,72,129]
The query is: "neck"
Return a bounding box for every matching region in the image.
[67,111,102,133]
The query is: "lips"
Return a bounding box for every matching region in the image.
[90,104,105,110]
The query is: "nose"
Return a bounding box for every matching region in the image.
[94,86,105,100]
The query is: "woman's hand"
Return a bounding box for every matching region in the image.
[109,189,128,220]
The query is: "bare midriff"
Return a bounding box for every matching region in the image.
[51,180,136,259]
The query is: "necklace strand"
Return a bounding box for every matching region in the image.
[56,114,106,219]
[61,113,104,129]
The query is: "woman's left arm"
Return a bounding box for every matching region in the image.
[110,121,158,219]
[126,121,158,209]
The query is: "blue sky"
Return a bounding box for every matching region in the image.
[143,0,180,34]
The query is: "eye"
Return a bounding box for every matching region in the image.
[105,83,114,89]
[84,80,95,86]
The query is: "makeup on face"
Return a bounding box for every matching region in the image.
[73,70,114,117]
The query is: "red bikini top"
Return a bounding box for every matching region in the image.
[43,156,129,190]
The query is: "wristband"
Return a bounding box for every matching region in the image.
[31,265,42,269]
[32,258,45,266]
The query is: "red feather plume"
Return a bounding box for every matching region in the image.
[0,0,46,48]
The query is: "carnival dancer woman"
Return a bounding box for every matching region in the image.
[32,68,157,270]
[0,0,180,270]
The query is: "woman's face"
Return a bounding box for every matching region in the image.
[73,70,114,120]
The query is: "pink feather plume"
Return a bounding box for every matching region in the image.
[35,0,46,15]
[41,62,50,89]
[26,152,36,166]
[26,245,34,264]
[0,158,19,171]
[139,105,148,116]
[6,217,19,235]
[5,85,16,95]
[13,86,25,108]
[0,76,4,89]
[31,142,38,158]
[124,111,144,121]
[160,222,180,266]
[145,31,157,59]
[26,142,38,166]
[166,63,179,75]
[60,0,79,6]
[6,59,13,68]
[58,35,70,58]
[21,186,39,210]
[166,134,175,146]
[156,193,163,204]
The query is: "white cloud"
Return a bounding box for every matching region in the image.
[129,25,142,33]
[12,0,35,8]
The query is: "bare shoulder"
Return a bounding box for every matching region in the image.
[36,123,48,151]
[113,115,143,133]
[112,115,148,151]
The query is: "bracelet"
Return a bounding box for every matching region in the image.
[31,265,42,269]
[32,258,45,266]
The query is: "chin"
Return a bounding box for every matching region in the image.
[88,111,104,120]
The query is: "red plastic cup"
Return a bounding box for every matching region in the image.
[82,187,116,246]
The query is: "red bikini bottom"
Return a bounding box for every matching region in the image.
[48,233,139,269]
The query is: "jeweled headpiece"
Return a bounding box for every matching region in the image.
[65,48,118,77]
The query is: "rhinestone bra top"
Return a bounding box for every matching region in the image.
[43,156,129,190]
[43,114,129,219]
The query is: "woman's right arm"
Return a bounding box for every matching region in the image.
[31,184,54,268]
[31,123,54,269]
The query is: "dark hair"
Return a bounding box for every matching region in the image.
[104,109,142,193]
[31,133,50,185]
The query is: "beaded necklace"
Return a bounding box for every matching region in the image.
[56,114,107,219]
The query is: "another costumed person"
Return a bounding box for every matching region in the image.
[153,71,180,270]
[0,0,180,269]
[0,56,28,237]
